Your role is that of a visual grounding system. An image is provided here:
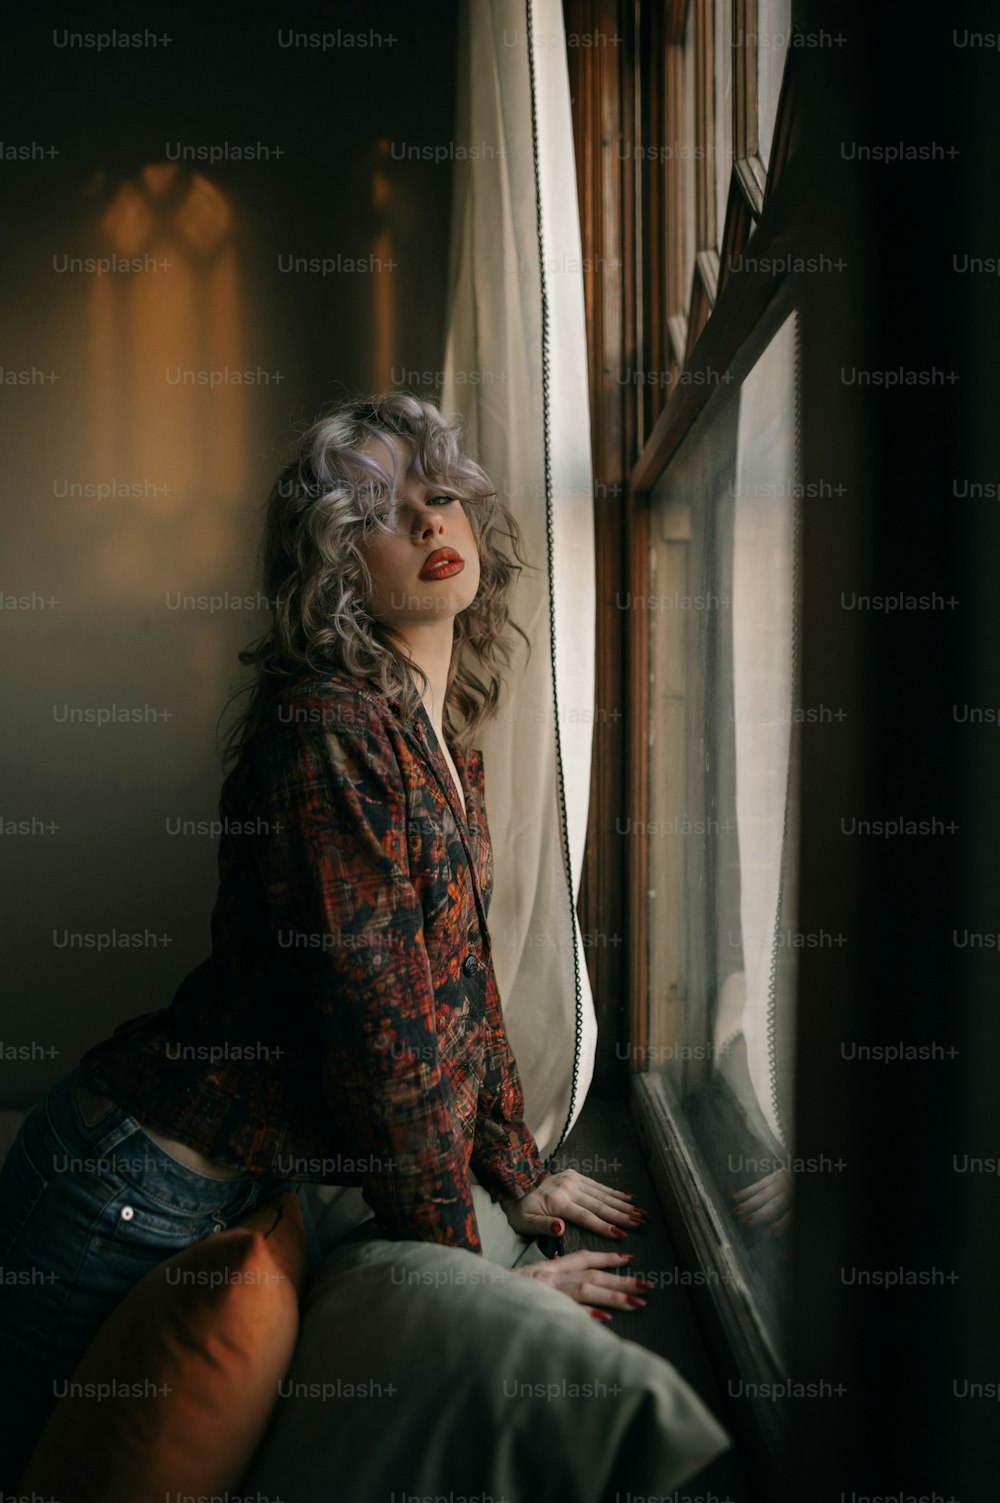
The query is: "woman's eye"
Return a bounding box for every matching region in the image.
[367,495,455,529]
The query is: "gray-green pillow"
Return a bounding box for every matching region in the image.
[243,1227,730,1501]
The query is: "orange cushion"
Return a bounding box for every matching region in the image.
[19,1189,308,1502]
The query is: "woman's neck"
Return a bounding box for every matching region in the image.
[393,624,456,740]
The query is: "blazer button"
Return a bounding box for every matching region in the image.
[462,954,480,977]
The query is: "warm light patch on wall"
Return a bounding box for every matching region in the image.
[175,173,232,256]
[204,245,246,513]
[86,164,252,595]
[127,235,198,503]
[100,179,155,258]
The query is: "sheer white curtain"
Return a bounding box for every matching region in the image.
[441,0,598,1159]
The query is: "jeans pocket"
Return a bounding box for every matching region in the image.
[100,1169,259,1250]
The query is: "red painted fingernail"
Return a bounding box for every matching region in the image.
[552,1221,564,1234]
[626,1295,648,1307]
[589,1309,612,1321]
[610,1226,627,1238]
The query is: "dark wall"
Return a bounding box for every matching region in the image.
[0,2,458,1103]
[789,2,1000,1500]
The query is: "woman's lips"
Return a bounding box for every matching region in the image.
[419,552,465,581]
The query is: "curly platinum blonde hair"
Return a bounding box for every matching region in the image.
[218,391,535,769]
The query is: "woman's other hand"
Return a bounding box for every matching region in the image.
[514,1248,654,1320]
[500,1169,646,1241]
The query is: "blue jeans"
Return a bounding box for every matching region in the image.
[0,1064,322,1489]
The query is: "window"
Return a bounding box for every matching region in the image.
[624,0,801,1458]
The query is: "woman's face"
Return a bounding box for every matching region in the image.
[355,432,482,631]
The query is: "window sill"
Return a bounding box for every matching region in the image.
[549,1093,760,1503]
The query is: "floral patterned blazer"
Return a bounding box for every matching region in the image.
[79,668,548,1253]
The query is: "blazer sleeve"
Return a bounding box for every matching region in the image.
[470,952,550,1205]
[255,697,483,1253]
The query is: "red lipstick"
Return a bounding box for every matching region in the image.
[419,548,464,581]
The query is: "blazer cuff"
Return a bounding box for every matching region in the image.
[473,1148,550,1206]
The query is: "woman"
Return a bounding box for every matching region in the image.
[0,392,652,1484]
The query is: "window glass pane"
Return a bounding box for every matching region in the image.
[757,0,792,168]
[714,0,733,254]
[647,309,800,1362]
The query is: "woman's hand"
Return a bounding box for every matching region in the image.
[500,1169,646,1241]
[515,1248,654,1320]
